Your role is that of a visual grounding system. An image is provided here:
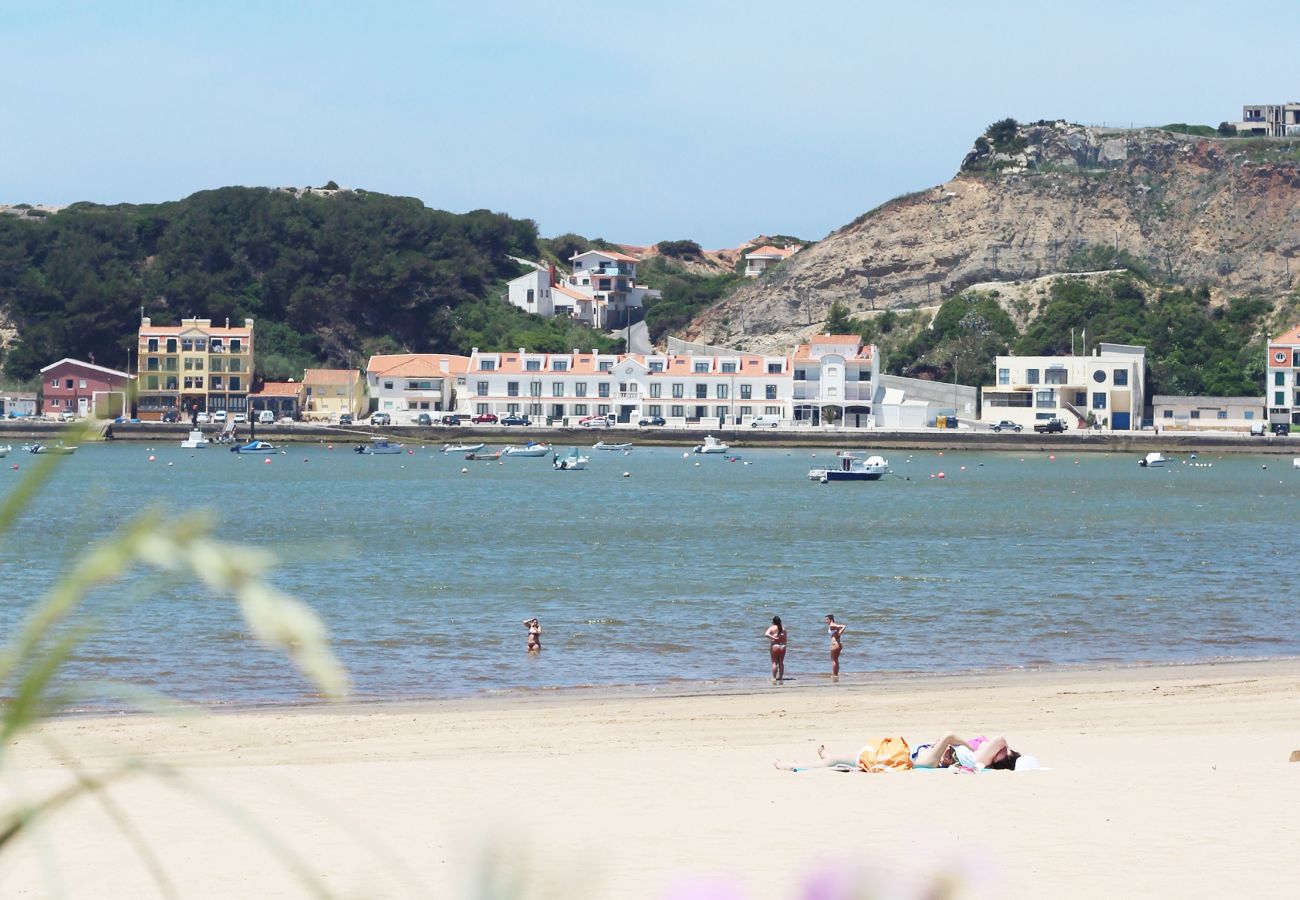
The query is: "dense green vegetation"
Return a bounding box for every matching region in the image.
[826,267,1279,396]
[1159,123,1219,137]
[637,255,743,343]
[0,188,620,382]
[655,240,702,258]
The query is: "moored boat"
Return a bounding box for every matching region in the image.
[693,435,729,454]
[180,429,209,449]
[466,449,503,460]
[355,438,404,455]
[1138,452,1167,468]
[553,447,589,470]
[592,441,632,451]
[502,442,552,457]
[0,445,10,458]
[27,443,78,455]
[442,442,485,454]
[230,440,275,454]
[809,452,889,482]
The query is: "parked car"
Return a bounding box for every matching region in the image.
[1249,421,1266,436]
[1273,422,1290,436]
[233,412,248,424]
[1033,418,1068,433]
[990,420,1023,433]
[416,413,433,426]
[638,415,666,427]
[501,414,530,426]
[212,410,228,424]
[750,414,781,428]
[338,413,354,426]
[371,412,392,426]
[579,414,612,428]
[161,410,180,424]
[440,414,463,426]
[58,411,75,423]
[472,412,499,424]
[257,410,276,425]
[195,412,211,424]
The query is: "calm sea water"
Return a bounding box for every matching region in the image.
[2,439,1297,705]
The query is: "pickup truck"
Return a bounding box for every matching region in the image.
[1034,418,1068,434]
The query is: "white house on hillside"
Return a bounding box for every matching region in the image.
[506,250,660,329]
[744,244,802,278]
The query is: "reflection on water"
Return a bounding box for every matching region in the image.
[2,443,1297,704]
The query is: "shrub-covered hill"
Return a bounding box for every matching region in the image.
[0,187,621,381]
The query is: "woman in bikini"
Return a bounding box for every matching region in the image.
[824,614,846,676]
[911,733,1020,769]
[522,617,542,652]
[765,616,787,682]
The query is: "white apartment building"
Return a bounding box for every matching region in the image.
[506,250,661,330]
[365,353,470,422]
[1267,323,1300,428]
[790,335,879,427]
[981,343,1147,431]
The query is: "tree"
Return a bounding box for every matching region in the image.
[1217,122,1238,137]
[825,300,853,334]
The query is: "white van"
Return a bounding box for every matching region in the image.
[750,414,781,428]
[257,410,275,425]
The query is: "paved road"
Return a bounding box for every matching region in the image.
[626,320,652,354]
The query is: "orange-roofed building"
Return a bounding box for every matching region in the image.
[365,354,470,423]
[248,381,305,420]
[743,243,802,278]
[1266,324,1300,430]
[506,250,661,329]
[135,316,255,421]
[301,368,365,422]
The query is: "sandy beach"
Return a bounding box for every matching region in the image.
[4,660,1299,898]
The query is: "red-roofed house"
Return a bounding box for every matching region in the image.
[39,358,133,419]
[249,381,305,420]
[506,250,660,330]
[365,354,470,422]
[744,243,802,278]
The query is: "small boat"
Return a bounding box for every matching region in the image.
[592,441,633,451]
[180,429,208,449]
[27,443,78,455]
[1292,458,1300,470]
[355,438,404,455]
[809,452,890,482]
[466,449,502,461]
[503,442,552,457]
[693,435,730,454]
[0,445,10,458]
[230,440,276,454]
[553,448,589,470]
[442,442,484,454]
[1138,452,1167,468]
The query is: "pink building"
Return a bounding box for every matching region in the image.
[39,358,133,418]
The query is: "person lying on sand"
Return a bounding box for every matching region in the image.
[774,734,1022,772]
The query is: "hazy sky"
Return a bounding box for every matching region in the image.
[6,1,1298,247]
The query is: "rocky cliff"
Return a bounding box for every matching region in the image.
[685,122,1300,352]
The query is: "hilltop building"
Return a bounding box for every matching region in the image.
[1234,103,1300,137]
[981,343,1147,431]
[505,250,660,329]
[39,358,133,419]
[743,244,802,278]
[135,317,255,421]
[1267,324,1300,428]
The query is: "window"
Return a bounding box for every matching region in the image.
[670,405,684,418]
[650,383,661,398]
[530,381,542,397]
[1275,372,1285,386]
[695,385,708,399]
[998,368,1010,385]
[1190,410,1200,420]
[1092,370,1106,383]
[50,377,59,388]
[740,406,752,416]
[1245,410,1255,420]
[146,376,158,390]
[1045,368,1068,385]
[210,358,224,372]
[148,338,159,352]
[765,406,780,415]
[383,381,394,390]
[1114,369,1128,386]
[649,361,663,372]
[575,382,587,398]
[553,360,568,372]
[65,379,73,389]
[765,385,777,400]
[599,361,613,372]
[741,384,752,399]
[476,381,488,396]
[211,377,224,390]
[228,359,241,372]
[230,339,241,353]
[1092,392,1107,410]
[1216,410,1227,420]
[648,404,662,417]
[147,357,159,371]
[594,383,607,398]
[1026,369,1039,385]
[229,377,240,391]
[78,379,87,389]
[553,382,565,397]
[476,403,489,414]
[1163,409,1174,419]
[767,363,782,374]
[716,406,727,418]
[1035,390,1055,407]
[1275,391,1285,405]
[507,382,519,397]
[672,383,683,398]
[794,369,807,380]
[480,360,496,371]
[716,384,728,399]
[574,404,588,416]
[166,339,177,353]
[721,362,737,373]
[526,289,535,304]
[598,404,610,415]
[526,360,541,371]
[1074,391,1087,406]
[529,403,542,416]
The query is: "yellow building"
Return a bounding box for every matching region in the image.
[136,317,255,420]
[302,368,365,421]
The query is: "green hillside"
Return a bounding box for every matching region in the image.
[0,188,621,382]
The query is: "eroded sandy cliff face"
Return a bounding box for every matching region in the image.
[686,123,1300,352]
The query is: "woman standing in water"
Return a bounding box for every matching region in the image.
[825,614,847,676]
[765,616,787,682]
[522,617,542,652]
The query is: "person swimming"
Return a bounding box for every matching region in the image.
[765,616,787,682]
[522,617,542,652]
[825,614,846,677]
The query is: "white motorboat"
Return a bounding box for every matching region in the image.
[355,438,404,455]
[1292,457,1300,470]
[809,452,890,482]
[180,429,208,449]
[592,441,632,451]
[553,448,589,470]
[503,442,552,457]
[442,442,484,454]
[693,435,729,454]
[230,440,275,454]
[1138,452,1167,468]
[27,443,77,455]
[0,445,10,458]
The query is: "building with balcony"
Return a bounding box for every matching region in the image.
[365,354,469,422]
[39,358,133,419]
[1266,324,1300,428]
[505,250,661,329]
[743,244,802,278]
[135,317,255,421]
[302,368,364,421]
[789,335,880,427]
[248,381,304,420]
[1234,103,1300,137]
[981,343,1147,431]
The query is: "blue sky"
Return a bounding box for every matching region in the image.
[5,1,1298,247]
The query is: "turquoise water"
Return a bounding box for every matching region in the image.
[2,442,1297,705]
